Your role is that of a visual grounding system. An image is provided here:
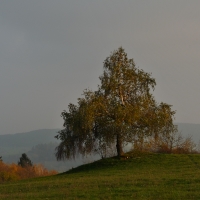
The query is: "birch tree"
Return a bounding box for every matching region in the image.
[55,47,176,159]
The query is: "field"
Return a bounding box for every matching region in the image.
[1,152,200,199]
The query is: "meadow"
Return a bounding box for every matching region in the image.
[1,152,200,199]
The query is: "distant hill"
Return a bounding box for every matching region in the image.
[0,129,97,172]
[0,129,59,157]
[0,123,200,172]
[0,129,59,149]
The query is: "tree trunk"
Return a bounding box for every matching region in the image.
[116,134,124,157]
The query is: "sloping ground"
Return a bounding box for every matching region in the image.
[1,153,200,199]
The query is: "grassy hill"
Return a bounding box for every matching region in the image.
[1,152,200,199]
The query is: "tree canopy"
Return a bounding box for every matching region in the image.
[55,47,176,159]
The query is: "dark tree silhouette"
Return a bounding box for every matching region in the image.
[18,153,33,168]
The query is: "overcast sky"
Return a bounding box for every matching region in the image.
[0,1,200,134]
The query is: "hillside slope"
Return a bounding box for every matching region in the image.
[1,153,200,199]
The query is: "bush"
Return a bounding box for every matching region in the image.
[132,131,197,154]
[0,161,57,183]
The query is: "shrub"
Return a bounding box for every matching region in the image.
[0,161,57,183]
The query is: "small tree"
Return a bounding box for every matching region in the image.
[0,156,2,162]
[18,153,33,168]
[55,47,176,159]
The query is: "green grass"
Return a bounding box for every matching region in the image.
[1,152,200,199]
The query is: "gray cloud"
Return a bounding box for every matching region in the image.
[0,0,200,134]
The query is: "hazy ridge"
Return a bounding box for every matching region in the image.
[0,123,200,172]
